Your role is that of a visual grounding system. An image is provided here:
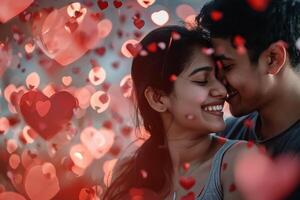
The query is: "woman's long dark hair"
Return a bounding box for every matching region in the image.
[103,25,211,199]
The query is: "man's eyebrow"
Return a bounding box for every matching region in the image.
[188,66,212,77]
[214,54,234,61]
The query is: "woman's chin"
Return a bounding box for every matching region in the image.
[208,122,225,133]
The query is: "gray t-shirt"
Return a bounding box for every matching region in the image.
[218,112,300,200]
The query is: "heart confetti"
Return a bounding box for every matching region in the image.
[235,150,300,200]
[179,176,196,190]
[80,126,114,159]
[0,0,33,23]
[33,3,102,66]
[210,10,223,21]
[133,16,145,29]
[113,0,123,8]
[90,91,110,113]
[26,72,40,90]
[137,0,156,8]
[0,192,26,200]
[20,90,78,140]
[24,163,60,200]
[151,10,169,26]
[97,0,109,10]
[125,42,142,57]
[247,0,270,12]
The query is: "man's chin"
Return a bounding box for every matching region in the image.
[229,105,252,118]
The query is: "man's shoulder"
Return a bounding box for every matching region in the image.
[217,112,258,140]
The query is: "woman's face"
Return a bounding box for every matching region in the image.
[167,48,227,134]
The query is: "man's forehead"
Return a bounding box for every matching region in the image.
[212,38,236,60]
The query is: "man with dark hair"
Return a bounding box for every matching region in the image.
[196,0,300,199]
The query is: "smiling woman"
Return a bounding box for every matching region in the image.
[102,25,251,200]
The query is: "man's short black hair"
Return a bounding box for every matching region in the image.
[196,0,300,68]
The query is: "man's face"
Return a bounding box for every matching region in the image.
[212,38,268,117]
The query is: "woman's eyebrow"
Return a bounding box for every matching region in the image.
[188,66,212,77]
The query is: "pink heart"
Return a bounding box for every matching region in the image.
[235,151,300,200]
[24,164,60,200]
[0,192,26,200]
[0,0,33,23]
[32,4,101,66]
[36,100,51,117]
[80,127,114,159]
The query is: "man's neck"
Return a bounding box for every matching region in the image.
[258,71,300,139]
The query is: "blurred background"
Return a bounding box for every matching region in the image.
[0,0,224,199]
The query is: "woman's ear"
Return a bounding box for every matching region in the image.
[144,87,170,113]
[263,41,287,75]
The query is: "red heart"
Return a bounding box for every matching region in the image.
[126,43,142,57]
[65,20,79,33]
[182,162,191,172]
[234,35,246,47]
[126,188,160,200]
[99,93,109,104]
[210,10,223,21]
[121,125,132,137]
[20,91,78,140]
[36,100,51,117]
[133,18,145,29]
[147,42,157,53]
[95,47,106,56]
[181,192,195,200]
[247,0,270,12]
[97,0,108,10]
[179,176,196,190]
[113,0,122,8]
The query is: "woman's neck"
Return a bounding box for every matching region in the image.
[167,134,215,172]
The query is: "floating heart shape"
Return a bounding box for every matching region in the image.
[181,192,195,200]
[32,3,101,66]
[80,127,114,159]
[210,10,223,22]
[235,151,300,200]
[126,43,142,57]
[35,100,51,117]
[24,164,60,200]
[147,42,157,53]
[137,0,156,8]
[0,192,26,200]
[133,17,145,29]
[97,0,109,10]
[113,0,122,8]
[0,0,33,23]
[123,188,160,200]
[247,0,270,12]
[20,90,77,140]
[151,10,169,26]
[179,176,196,190]
[90,91,110,113]
[62,76,72,86]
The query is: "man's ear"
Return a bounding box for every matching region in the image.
[144,86,170,113]
[262,41,287,75]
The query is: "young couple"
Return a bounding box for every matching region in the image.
[103,0,300,199]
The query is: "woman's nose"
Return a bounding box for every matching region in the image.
[210,79,227,98]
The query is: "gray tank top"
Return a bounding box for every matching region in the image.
[196,139,239,200]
